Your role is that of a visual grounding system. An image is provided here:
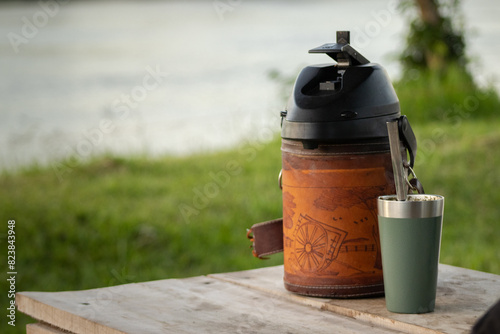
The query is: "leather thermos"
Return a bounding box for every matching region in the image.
[248,31,417,298]
[281,141,393,297]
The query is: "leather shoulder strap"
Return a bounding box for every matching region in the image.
[247,218,283,259]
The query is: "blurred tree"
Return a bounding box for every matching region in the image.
[399,0,467,74]
[395,0,500,123]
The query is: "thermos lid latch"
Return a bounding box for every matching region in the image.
[309,31,369,67]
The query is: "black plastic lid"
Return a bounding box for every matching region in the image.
[281,31,400,146]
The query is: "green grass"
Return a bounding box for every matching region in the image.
[0,137,285,332]
[394,65,500,123]
[413,119,500,274]
[1,138,287,282]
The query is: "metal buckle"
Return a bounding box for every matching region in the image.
[404,164,425,194]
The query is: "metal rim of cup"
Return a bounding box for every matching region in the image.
[377,194,444,218]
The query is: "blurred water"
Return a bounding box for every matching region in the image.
[0,0,498,170]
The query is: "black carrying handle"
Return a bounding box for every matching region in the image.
[398,115,417,168]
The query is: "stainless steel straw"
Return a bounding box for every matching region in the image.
[387,120,407,201]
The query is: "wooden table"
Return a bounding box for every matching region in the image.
[17,264,500,334]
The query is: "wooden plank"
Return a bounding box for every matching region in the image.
[209,264,500,334]
[27,323,69,334]
[17,275,400,334]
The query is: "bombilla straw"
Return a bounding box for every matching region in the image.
[387,120,407,201]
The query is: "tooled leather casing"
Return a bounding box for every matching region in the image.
[281,139,395,298]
